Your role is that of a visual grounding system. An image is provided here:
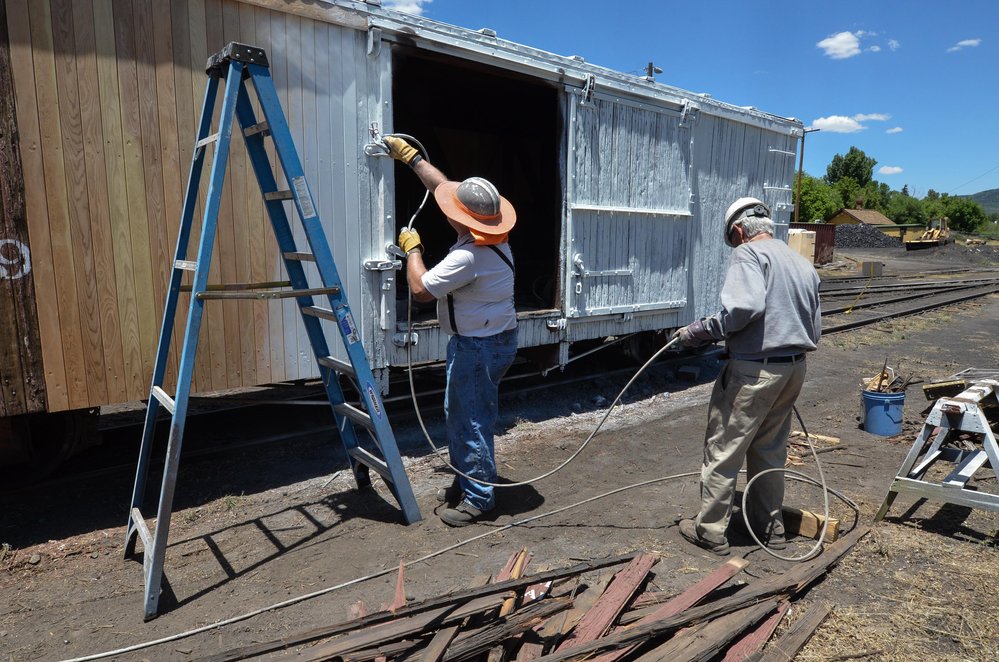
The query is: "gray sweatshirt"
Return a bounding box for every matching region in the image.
[701,238,821,359]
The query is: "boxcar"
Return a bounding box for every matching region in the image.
[0,0,801,465]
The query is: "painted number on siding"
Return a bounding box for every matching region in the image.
[0,239,31,280]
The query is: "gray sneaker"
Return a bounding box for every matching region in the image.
[678,518,730,556]
[440,501,484,527]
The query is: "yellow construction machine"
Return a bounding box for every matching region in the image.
[904,217,953,250]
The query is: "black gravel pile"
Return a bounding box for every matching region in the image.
[835,223,903,248]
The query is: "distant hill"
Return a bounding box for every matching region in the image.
[965,188,999,215]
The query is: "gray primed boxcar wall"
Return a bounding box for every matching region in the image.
[360,2,801,374]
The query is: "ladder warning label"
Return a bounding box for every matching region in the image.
[339,311,359,344]
[366,384,383,418]
[292,176,317,219]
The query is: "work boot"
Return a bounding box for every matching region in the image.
[731,516,787,551]
[436,478,462,504]
[440,501,484,528]
[678,519,730,556]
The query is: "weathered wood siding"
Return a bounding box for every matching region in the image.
[0,0,46,416]
[4,0,382,412]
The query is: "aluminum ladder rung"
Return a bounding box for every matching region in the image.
[318,355,355,379]
[348,447,391,481]
[150,386,175,415]
[302,305,336,321]
[196,285,340,300]
[130,508,152,551]
[264,190,293,201]
[284,252,316,262]
[195,132,219,148]
[333,402,374,431]
[174,260,197,271]
[243,121,270,137]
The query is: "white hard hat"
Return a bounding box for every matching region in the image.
[724,197,771,247]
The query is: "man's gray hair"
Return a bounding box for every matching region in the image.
[734,213,774,239]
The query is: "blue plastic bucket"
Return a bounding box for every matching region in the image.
[861,390,905,436]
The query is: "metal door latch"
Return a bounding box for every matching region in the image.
[392,332,418,347]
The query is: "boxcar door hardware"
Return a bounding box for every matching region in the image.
[124,42,421,621]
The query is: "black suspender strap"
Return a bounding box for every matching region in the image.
[486,245,515,272]
[446,293,458,336]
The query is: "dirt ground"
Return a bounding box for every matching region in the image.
[2,246,998,661]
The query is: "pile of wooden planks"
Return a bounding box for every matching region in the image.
[200,526,869,662]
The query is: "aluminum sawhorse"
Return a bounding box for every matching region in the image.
[875,378,999,522]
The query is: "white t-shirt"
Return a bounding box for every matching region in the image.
[421,235,517,337]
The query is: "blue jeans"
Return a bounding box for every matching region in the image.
[444,328,518,512]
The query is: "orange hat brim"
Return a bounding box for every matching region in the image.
[433,181,517,236]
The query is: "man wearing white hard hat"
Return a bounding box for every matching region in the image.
[671,197,821,555]
[385,136,518,527]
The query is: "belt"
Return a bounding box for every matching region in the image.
[737,354,805,365]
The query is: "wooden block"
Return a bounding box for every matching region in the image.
[789,431,840,444]
[922,379,966,401]
[782,506,840,543]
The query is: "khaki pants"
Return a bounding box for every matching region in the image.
[695,358,807,543]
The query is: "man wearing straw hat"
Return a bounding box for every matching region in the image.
[385,136,518,527]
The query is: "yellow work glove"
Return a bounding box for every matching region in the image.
[383,136,422,167]
[398,228,423,255]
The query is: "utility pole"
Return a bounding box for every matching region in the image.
[794,127,821,224]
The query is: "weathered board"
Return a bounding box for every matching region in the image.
[0,0,45,417]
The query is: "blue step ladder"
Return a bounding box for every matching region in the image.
[125,42,422,620]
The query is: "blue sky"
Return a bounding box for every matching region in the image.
[381,0,997,199]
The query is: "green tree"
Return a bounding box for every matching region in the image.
[833,176,862,211]
[888,194,927,226]
[795,173,839,222]
[926,189,939,201]
[826,146,877,187]
[942,197,988,233]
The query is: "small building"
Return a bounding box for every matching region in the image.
[828,208,897,227]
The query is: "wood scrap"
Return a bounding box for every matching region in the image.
[198,553,639,662]
[205,531,866,662]
[720,599,789,661]
[420,577,491,662]
[631,599,781,662]
[533,526,869,662]
[755,603,832,662]
[781,506,840,543]
[555,553,657,651]
[586,557,748,662]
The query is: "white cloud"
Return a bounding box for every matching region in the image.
[382,0,431,15]
[888,39,901,51]
[947,38,982,52]
[817,32,861,59]
[868,45,881,52]
[809,115,865,133]
[808,113,891,133]
[879,166,903,175]
[854,113,890,122]
[886,127,904,134]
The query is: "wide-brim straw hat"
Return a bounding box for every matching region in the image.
[434,176,517,235]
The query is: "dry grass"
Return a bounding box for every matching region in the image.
[793,520,999,661]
